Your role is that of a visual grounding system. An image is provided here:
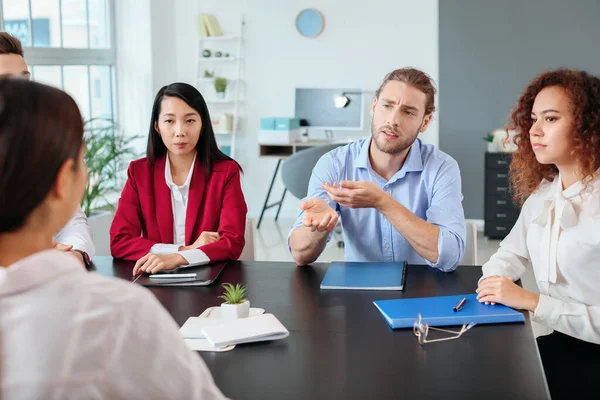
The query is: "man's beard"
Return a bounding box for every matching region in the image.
[370,120,421,155]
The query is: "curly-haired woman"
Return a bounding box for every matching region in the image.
[477,69,600,400]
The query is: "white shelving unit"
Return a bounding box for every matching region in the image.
[195,18,245,159]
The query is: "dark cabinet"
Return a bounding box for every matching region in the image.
[484,153,520,239]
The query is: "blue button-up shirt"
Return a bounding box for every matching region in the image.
[289,137,466,272]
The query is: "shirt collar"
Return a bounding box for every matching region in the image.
[355,137,424,181]
[0,250,85,296]
[539,168,600,202]
[400,139,425,173]
[561,168,600,199]
[355,137,372,170]
[533,168,600,229]
[165,153,197,189]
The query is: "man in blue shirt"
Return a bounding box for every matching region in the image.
[288,67,466,272]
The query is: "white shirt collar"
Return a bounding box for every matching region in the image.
[165,153,197,189]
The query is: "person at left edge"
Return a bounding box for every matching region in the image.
[109,83,247,275]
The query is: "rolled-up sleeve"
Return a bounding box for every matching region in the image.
[424,159,466,272]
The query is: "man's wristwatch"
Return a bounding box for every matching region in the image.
[73,249,92,269]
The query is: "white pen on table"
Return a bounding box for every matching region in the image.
[149,273,197,280]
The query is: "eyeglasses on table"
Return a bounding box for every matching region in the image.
[413,313,476,345]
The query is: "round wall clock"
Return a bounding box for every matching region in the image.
[296,9,325,38]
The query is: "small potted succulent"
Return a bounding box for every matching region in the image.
[218,283,250,319]
[483,132,496,152]
[214,76,227,99]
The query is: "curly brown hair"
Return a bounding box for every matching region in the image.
[506,69,600,205]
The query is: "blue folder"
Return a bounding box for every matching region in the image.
[320,262,407,290]
[373,293,525,328]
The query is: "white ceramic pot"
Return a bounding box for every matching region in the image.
[220,300,250,319]
[487,142,496,153]
[215,91,226,99]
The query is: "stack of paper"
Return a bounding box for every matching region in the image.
[180,314,289,348]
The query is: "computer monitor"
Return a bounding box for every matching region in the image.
[294,88,364,131]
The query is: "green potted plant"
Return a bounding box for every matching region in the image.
[218,283,250,319]
[483,132,496,153]
[214,76,227,99]
[82,118,141,217]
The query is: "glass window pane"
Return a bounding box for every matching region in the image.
[32,65,62,88]
[2,0,31,46]
[90,65,113,120]
[61,0,88,48]
[88,0,110,49]
[111,66,117,120]
[63,66,90,120]
[31,0,62,47]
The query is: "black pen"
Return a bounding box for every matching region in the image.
[453,297,466,312]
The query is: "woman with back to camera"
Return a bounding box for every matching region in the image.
[0,78,227,399]
[476,69,600,400]
[110,82,247,276]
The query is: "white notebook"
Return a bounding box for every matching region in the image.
[201,314,289,348]
[180,317,229,339]
[184,339,234,352]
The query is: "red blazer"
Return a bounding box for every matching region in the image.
[110,155,247,261]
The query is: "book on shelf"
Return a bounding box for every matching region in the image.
[198,14,209,37]
[199,13,222,37]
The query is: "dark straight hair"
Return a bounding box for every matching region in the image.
[0,78,84,233]
[146,82,241,177]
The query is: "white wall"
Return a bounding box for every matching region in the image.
[149,0,178,93]
[152,0,439,219]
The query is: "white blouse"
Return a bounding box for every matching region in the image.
[482,171,600,344]
[0,250,227,399]
[150,154,210,267]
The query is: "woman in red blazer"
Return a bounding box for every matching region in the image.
[110,83,247,275]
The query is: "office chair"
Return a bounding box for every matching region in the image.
[460,220,478,265]
[238,218,256,261]
[281,143,346,247]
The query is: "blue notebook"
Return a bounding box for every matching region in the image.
[373,293,525,328]
[320,262,407,290]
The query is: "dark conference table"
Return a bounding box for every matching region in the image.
[92,257,550,400]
